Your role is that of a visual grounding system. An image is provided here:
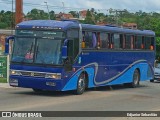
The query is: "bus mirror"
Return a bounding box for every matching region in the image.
[5,36,14,55]
[62,46,67,59]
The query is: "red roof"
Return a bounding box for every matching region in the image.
[123,23,137,28]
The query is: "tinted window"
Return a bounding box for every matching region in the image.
[100,33,109,48]
[145,37,152,50]
[83,31,97,49]
[135,36,142,49]
[125,35,131,49]
[113,34,120,49]
[67,29,79,59]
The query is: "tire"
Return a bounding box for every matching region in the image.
[32,88,43,93]
[150,79,154,82]
[130,69,140,88]
[75,73,86,95]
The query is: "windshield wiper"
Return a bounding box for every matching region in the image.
[35,43,39,59]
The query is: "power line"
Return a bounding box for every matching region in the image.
[0,0,153,14]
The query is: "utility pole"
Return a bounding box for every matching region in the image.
[11,0,14,35]
[62,2,65,14]
[44,2,50,20]
[15,0,23,25]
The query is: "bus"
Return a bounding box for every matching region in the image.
[8,20,155,95]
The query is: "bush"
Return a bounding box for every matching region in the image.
[0,22,8,29]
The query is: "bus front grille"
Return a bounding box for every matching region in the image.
[21,71,45,78]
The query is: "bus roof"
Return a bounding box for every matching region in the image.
[16,20,79,30]
[81,24,155,36]
[16,20,155,36]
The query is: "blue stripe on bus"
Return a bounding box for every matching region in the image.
[62,67,95,91]
[62,60,153,91]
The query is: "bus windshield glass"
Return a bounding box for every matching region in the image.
[12,37,35,63]
[11,30,64,65]
[35,39,62,64]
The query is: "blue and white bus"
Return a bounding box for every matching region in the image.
[8,20,155,94]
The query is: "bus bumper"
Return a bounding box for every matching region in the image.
[9,76,63,91]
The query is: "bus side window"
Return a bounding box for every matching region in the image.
[97,32,100,49]
[145,36,153,50]
[120,34,124,49]
[135,36,142,49]
[100,32,108,49]
[110,33,114,49]
[83,31,97,49]
[142,36,145,49]
[125,35,132,49]
[82,31,85,48]
[150,37,154,50]
[112,33,120,49]
[131,36,134,49]
[84,31,91,48]
[123,34,126,49]
[108,33,112,48]
[67,29,79,59]
[92,32,97,48]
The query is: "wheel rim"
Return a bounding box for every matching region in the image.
[78,77,85,92]
[133,70,139,85]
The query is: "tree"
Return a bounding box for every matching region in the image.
[84,9,95,24]
[26,9,48,20]
[95,12,106,23]
[0,22,8,29]
[49,10,56,20]
[69,11,78,18]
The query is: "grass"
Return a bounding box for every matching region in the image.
[0,78,7,83]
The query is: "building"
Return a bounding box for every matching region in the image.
[79,10,87,20]
[96,22,108,26]
[123,23,137,29]
[56,12,74,20]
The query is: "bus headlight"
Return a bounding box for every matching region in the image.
[10,70,21,76]
[45,73,61,79]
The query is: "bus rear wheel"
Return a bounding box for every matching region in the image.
[130,69,140,88]
[75,73,86,95]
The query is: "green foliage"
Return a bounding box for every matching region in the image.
[156,37,160,59]
[0,10,15,29]
[26,9,49,20]
[49,11,56,20]
[0,78,7,83]
[69,11,79,18]
[0,22,8,29]
[83,9,95,24]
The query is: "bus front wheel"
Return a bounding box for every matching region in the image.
[74,73,86,95]
[150,79,154,82]
[32,88,43,93]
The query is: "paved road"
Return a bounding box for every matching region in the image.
[0,81,160,120]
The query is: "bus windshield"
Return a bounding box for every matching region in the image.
[11,31,64,65]
[35,39,61,64]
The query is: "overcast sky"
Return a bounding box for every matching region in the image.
[0,0,160,14]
